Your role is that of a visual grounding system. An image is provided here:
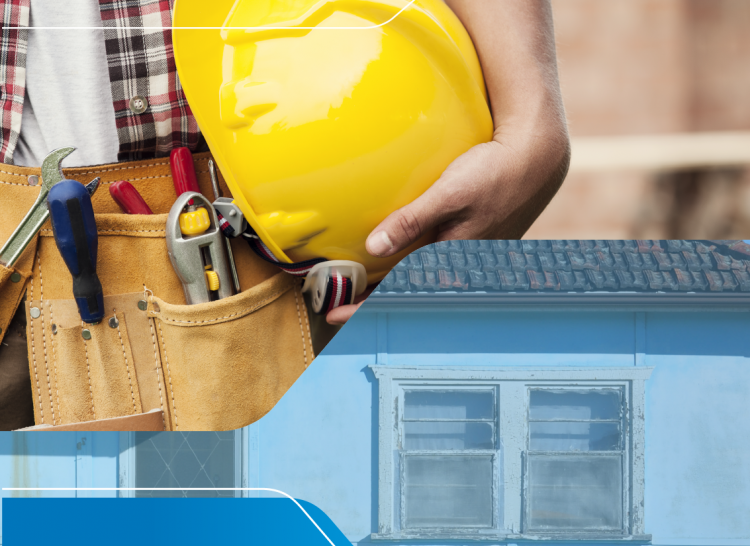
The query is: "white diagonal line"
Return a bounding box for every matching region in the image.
[11,0,416,31]
[2,487,336,546]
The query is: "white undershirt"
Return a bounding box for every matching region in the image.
[13,0,120,168]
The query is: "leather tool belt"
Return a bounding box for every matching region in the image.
[0,153,314,431]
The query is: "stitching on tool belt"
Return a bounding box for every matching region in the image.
[150,288,288,325]
[148,316,167,430]
[41,306,54,425]
[93,171,208,183]
[103,175,173,183]
[293,286,308,368]
[48,301,62,424]
[0,170,29,178]
[115,318,138,415]
[72,157,209,176]
[40,229,166,235]
[0,157,210,182]
[37,255,55,424]
[300,283,314,364]
[29,254,44,424]
[83,336,96,420]
[157,320,178,430]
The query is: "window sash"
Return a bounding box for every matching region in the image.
[400,452,498,531]
[524,387,628,534]
[528,418,622,422]
[524,452,626,533]
[527,386,626,452]
[398,385,501,532]
[402,418,495,422]
[400,385,499,449]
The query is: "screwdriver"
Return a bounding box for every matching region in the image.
[109,180,153,214]
[170,147,210,236]
[170,147,201,197]
[48,180,104,324]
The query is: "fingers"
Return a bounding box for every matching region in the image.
[366,185,454,258]
[326,284,377,325]
[326,301,362,325]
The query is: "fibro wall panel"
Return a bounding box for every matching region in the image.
[322,313,378,356]
[645,355,750,542]
[256,358,375,542]
[385,311,636,362]
[645,312,750,357]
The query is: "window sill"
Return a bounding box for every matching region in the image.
[370,532,652,543]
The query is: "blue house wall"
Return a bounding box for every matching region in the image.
[1,306,749,545]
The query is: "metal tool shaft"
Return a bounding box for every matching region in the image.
[166,192,233,304]
[0,147,75,267]
[209,159,241,293]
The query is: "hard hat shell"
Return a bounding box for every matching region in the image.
[173,0,493,285]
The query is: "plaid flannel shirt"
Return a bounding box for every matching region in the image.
[0,0,200,164]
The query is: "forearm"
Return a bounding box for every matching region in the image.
[444,0,567,139]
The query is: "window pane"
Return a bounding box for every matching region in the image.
[527,455,622,531]
[404,390,494,420]
[405,421,493,450]
[134,432,236,498]
[529,422,620,451]
[529,390,621,421]
[404,455,493,528]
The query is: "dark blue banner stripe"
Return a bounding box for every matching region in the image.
[2,497,350,546]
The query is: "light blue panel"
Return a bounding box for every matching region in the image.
[386,352,634,367]
[319,313,378,356]
[0,433,78,491]
[0,432,79,544]
[645,355,750,543]
[645,312,750,357]
[385,312,636,355]
[84,432,120,497]
[256,356,375,543]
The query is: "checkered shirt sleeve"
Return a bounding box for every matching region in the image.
[98,0,201,161]
[0,0,30,165]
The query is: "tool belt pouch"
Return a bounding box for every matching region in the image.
[0,174,42,346]
[0,257,34,346]
[1,154,314,431]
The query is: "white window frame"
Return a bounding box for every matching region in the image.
[117,429,248,498]
[524,385,627,536]
[370,366,652,542]
[398,385,502,533]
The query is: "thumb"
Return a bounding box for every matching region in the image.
[365,186,452,258]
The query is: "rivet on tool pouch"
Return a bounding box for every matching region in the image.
[166,191,233,304]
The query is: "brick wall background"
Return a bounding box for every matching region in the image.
[526,0,750,239]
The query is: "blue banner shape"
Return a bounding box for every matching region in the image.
[2,498,350,546]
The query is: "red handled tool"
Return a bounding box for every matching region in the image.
[167,147,234,302]
[169,147,209,235]
[109,181,153,215]
[170,147,200,197]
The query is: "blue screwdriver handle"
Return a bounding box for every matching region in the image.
[47,180,104,324]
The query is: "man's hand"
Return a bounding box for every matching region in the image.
[365,130,569,257]
[327,0,570,325]
[325,285,376,325]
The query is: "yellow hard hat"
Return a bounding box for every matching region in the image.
[173,0,493,289]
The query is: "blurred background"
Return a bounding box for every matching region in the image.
[526,0,750,239]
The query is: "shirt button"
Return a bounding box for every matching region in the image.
[129,95,149,114]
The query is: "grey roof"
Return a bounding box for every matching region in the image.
[374,240,750,295]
